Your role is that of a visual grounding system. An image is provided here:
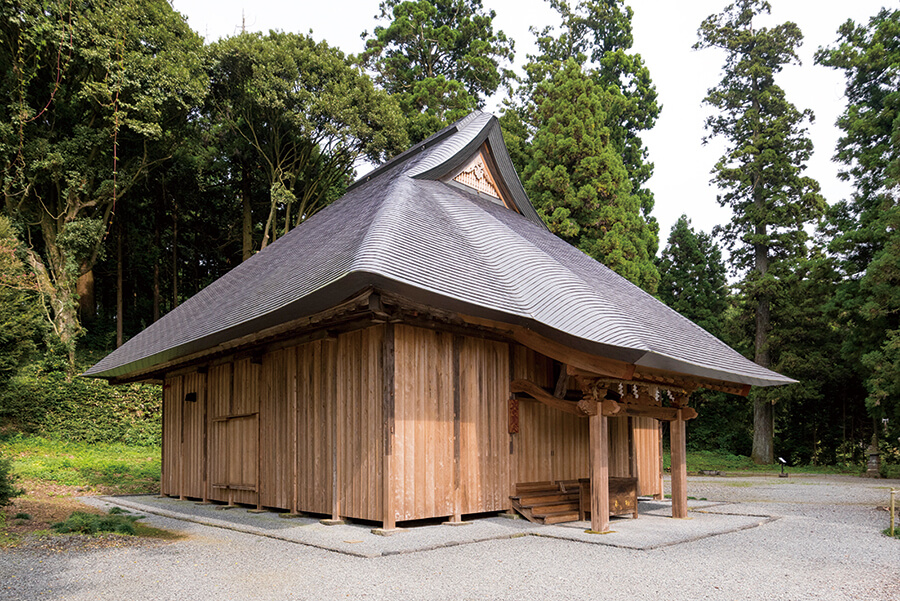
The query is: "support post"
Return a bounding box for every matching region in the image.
[450,335,464,523]
[330,340,340,521]
[589,397,610,533]
[382,323,396,530]
[671,407,688,519]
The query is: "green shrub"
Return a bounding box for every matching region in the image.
[52,509,142,536]
[0,362,161,446]
[0,451,23,507]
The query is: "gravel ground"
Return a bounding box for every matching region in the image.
[1,474,898,601]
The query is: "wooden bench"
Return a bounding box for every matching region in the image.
[578,477,639,520]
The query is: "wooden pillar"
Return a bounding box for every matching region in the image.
[507,344,517,513]
[329,340,340,520]
[655,420,664,500]
[589,396,610,533]
[201,370,209,503]
[671,407,688,519]
[382,323,396,530]
[451,335,463,523]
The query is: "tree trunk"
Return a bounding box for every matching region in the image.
[24,248,79,370]
[153,197,161,322]
[172,195,179,308]
[241,157,253,261]
[76,269,95,324]
[751,225,774,464]
[116,215,124,348]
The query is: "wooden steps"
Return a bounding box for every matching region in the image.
[509,481,581,525]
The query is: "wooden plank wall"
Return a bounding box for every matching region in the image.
[208,360,260,506]
[161,376,182,496]
[509,346,647,487]
[633,417,661,496]
[512,345,591,483]
[459,336,510,514]
[393,326,454,521]
[297,340,338,515]
[259,347,296,511]
[158,323,661,521]
[608,417,630,478]
[181,372,206,499]
[337,327,384,522]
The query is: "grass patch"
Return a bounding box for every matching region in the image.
[0,433,160,494]
[883,527,899,540]
[53,509,143,535]
[664,449,865,476]
[49,507,178,540]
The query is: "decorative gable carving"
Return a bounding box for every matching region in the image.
[453,153,501,199]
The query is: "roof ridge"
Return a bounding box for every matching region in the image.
[347,111,488,192]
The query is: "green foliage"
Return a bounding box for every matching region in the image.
[522,58,659,292]
[656,215,728,338]
[208,31,406,250]
[0,0,208,360]
[0,216,45,384]
[0,434,160,493]
[0,363,161,446]
[696,0,825,464]
[361,0,514,143]
[663,449,863,475]
[816,9,900,448]
[52,509,142,536]
[521,0,660,218]
[0,451,23,507]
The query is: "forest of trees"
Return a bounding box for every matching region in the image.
[0,0,897,471]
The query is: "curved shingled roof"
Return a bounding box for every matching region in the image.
[85,111,794,387]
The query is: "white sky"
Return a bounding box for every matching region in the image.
[172,0,887,246]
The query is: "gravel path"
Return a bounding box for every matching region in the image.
[2,474,897,601]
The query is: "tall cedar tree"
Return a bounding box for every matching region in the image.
[656,216,750,455]
[361,0,514,144]
[208,32,407,253]
[523,59,658,292]
[516,0,660,218]
[816,9,900,446]
[511,1,660,293]
[696,0,824,464]
[656,215,727,337]
[0,0,207,366]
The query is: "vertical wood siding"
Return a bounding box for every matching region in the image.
[181,371,206,498]
[393,326,454,521]
[459,336,510,514]
[296,340,337,515]
[337,327,384,521]
[161,375,182,496]
[259,347,296,510]
[159,325,660,519]
[633,417,662,496]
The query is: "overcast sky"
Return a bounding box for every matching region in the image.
[173,0,889,246]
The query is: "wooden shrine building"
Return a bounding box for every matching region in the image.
[86,111,793,533]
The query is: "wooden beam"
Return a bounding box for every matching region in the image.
[458,315,636,381]
[671,408,688,519]
[588,397,610,533]
[553,364,569,398]
[632,370,750,397]
[603,404,698,421]
[511,379,588,417]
